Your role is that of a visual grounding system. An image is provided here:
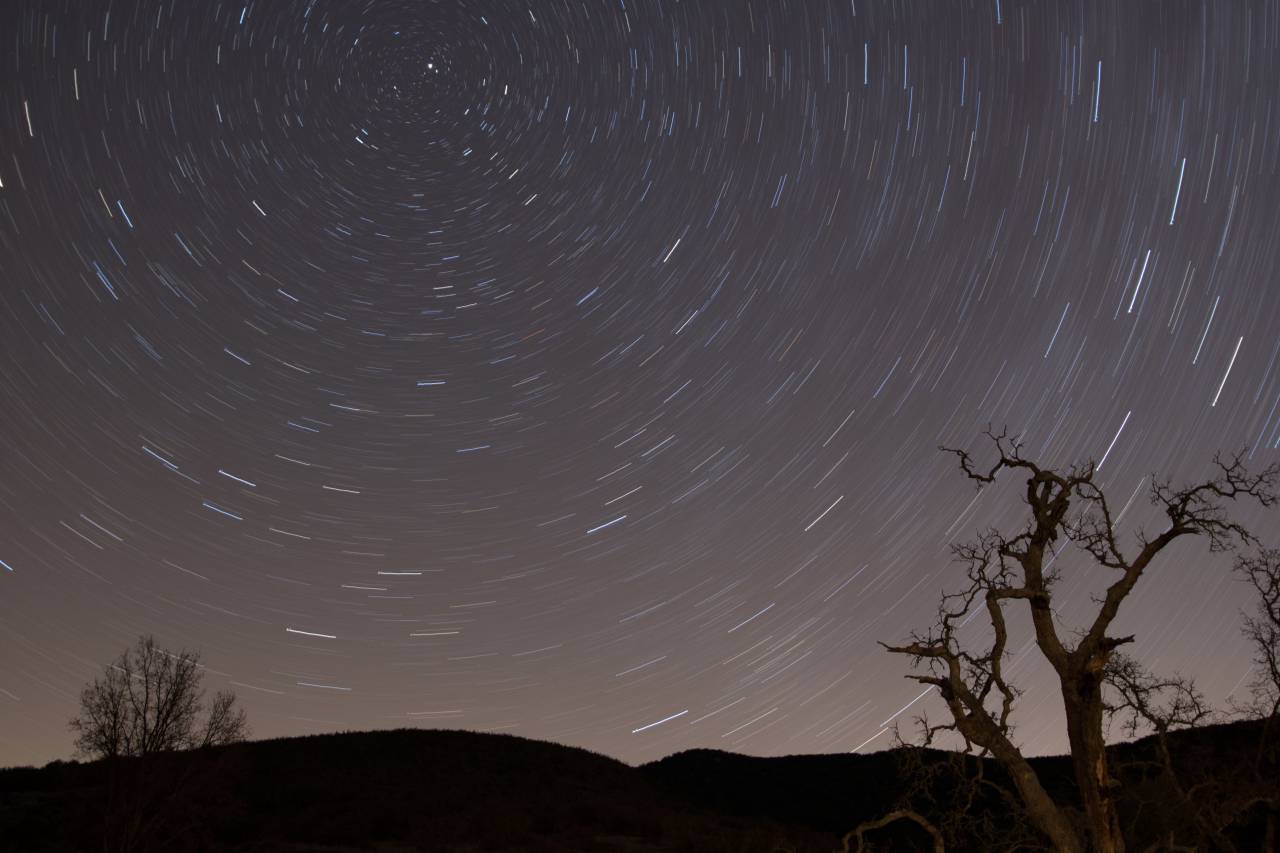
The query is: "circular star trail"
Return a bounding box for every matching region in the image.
[2,0,1280,767]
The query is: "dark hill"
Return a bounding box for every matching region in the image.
[1,720,1274,851]
[0,728,835,852]
[641,718,1276,848]
[641,748,902,836]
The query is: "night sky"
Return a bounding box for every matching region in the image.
[3,0,1280,769]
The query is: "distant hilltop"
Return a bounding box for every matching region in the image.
[1,721,1273,851]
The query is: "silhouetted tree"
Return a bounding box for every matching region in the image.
[869,728,1043,851]
[842,807,944,853]
[1234,549,1280,848]
[882,429,1278,853]
[1237,549,1280,722]
[69,634,248,760]
[1101,652,1234,850]
[1095,547,1280,852]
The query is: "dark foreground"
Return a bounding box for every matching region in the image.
[0,720,1273,852]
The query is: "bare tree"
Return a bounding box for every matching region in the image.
[882,429,1277,853]
[1237,549,1280,722]
[1092,551,1280,851]
[70,634,248,760]
[1102,653,1236,850]
[842,808,945,853]
[853,725,1044,852]
[1233,549,1280,848]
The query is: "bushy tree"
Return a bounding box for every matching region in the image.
[69,634,248,759]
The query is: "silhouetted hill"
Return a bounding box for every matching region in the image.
[1,720,1274,851]
[641,718,1276,848]
[0,728,834,852]
[641,748,902,835]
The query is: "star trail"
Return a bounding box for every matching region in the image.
[3,0,1280,768]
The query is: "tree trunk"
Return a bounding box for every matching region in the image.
[986,737,1084,853]
[1064,675,1126,853]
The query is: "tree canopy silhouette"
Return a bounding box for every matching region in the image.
[69,634,248,760]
